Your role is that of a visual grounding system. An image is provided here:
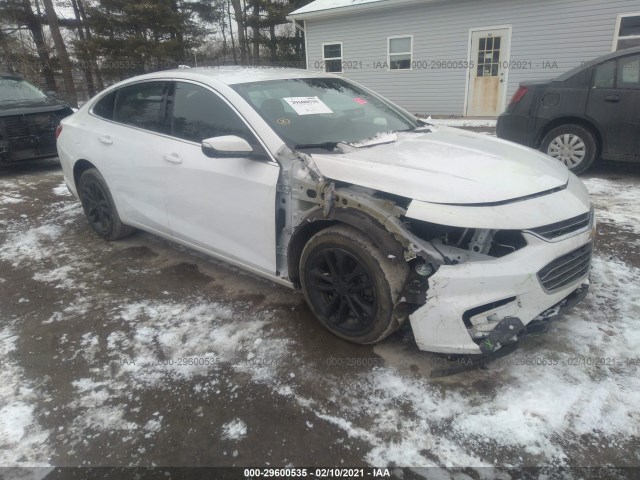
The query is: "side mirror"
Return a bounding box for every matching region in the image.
[44,90,58,98]
[201,135,254,157]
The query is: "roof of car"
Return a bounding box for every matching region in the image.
[140,66,336,85]
[555,46,640,81]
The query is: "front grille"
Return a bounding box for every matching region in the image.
[1,116,31,137]
[0,112,68,161]
[537,243,593,292]
[0,113,59,139]
[529,211,591,240]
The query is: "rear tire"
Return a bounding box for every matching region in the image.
[541,124,597,174]
[78,168,135,240]
[299,225,408,345]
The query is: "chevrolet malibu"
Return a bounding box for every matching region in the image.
[57,68,595,356]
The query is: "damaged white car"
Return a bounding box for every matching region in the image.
[57,68,595,356]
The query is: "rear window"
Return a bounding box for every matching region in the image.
[93,91,116,120]
[617,55,640,88]
[113,82,169,133]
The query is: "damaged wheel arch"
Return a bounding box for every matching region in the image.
[286,207,406,288]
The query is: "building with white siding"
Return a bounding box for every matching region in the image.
[287,0,640,116]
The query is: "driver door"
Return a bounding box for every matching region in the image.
[163,81,280,273]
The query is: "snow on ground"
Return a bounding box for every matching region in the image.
[52,183,72,197]
[583,177,640,235]
[0,170,638,470]
[0,325,51,466]
[221,419,248,440]
[275,252,640,467]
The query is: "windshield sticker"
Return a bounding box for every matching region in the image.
[353,97,367,105]
[283,96,334,115]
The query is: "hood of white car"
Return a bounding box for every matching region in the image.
[310,126,569,205]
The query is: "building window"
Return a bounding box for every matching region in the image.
[388,36,412,70]
[476,36,501,77]
[613,13,640,50]
[323,43,342,73]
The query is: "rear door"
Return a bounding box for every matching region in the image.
[91,81,174,233]
[163,81,280,273]
[586,54,640,159]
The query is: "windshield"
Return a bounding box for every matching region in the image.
[0,78,47,102]
[231,78,419,148]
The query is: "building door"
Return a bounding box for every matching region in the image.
[466,27,511,116]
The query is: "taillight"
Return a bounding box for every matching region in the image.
[509,85,529,105]
[55,125,63,139]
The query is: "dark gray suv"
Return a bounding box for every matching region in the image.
[497,46,640,174]
[0,74,73,164]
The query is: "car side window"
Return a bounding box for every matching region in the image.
[113,81,169,133]
[93,91,116,120]
[617,55,640,89]
[592,61,616,89]
[171,82,252,144]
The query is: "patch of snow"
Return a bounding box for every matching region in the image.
[0,225,62,267]
[221,418,247,440]
[583,177,640,235]
[52,183,72,196]
[33,265,75,289]
[428,118,497,128]
[290,0,385,16]
[349,132,398,148]
[0,326,51,466]
[0,193,24,205]
[143,418,162,434]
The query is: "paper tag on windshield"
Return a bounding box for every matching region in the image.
[283,97,333,115]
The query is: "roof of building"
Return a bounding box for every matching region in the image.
[287,0,426,20]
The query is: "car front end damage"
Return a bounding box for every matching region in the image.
[0,107,73,163]
[278,147,595,357]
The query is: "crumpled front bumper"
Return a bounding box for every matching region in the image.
[409,228,594,355]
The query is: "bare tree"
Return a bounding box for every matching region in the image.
[14,0,58,91]
[69,0,95,97]
[227,0,237,64]
[41,0,78,105]
[230,0,247,63]
[250,0,259,62]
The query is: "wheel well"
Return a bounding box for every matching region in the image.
[536,117,603,155]
[287,219,338,287]
[287,209,407,287]
[73,159,96,190]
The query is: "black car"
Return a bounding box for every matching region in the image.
[497,46,640,174]
[0,74,74,164]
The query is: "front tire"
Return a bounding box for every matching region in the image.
[78,168,135,240]
[299,225,408,345]
[541,124,597,174]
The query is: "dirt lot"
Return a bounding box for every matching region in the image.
[1,152,639,475]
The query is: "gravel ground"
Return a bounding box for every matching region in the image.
[1,148,639,477]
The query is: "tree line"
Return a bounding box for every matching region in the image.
[0,0,310,106]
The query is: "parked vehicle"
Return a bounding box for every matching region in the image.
[57,68,595,356]
[497,46,640,174]
[0,74,74,164]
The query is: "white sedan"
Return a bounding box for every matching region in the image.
[57,67,595,356]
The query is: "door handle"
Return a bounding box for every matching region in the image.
[605,95,620,103]
[98,135,113,145]
[162,153,183,164]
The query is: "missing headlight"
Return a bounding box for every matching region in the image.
[404,219,526,259]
